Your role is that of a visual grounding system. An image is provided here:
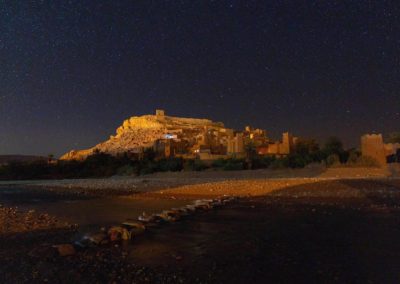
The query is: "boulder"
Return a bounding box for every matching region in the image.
[108,226,131,241]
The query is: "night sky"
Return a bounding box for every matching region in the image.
[1,1,399,157]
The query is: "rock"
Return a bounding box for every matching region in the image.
[85,232,109,245]
[122,221,146,237]
[121,221,146,231]
[121,229,131,241]
[108,226,131,241]
[53,244,76,256]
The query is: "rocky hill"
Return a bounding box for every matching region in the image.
[60,111,226,160]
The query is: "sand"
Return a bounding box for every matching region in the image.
[0,166,393,198]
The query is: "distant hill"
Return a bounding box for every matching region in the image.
[0,155,47,165]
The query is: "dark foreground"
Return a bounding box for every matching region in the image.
[1,179,400,283]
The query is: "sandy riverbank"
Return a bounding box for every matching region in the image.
[0,167,393,197]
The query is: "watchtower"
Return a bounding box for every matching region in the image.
[156,109,165,116]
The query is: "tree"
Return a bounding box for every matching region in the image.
[143,148,156,161]
[323,137,344,156]
[346,148,361,165]
[84,152,119,177]
[323,137,349,164]
[292,138,325,164]
[244,142,257,169]
[294,138,319,155]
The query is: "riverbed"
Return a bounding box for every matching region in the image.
[1,178,400,283]
[0,186,189,233]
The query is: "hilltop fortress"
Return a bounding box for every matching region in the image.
[61,110,297,161]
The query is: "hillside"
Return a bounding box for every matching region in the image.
[60,111,226,160]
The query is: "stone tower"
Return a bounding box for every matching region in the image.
[280,132,293,155]
[156,109,165,116]
[361,134,387,166]
[156,109,165,121]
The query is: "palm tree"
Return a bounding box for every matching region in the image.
[245,142,257,169]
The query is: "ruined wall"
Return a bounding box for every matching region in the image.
[262,132,296,156]
[267,143,279,155]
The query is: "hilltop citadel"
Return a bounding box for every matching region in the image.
[61,109,297,161]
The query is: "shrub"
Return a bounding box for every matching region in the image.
[251,156,275,169]
[285,154,309,168]
[183,159,195,171]
[116,165,136,176]
[143,148,156,161]
[223,159,245,171]
[326,154,341,167]
[211,158,227,168]
[192,159,209,171]
[294,138,321,158]
[157,158,184,172]
[323,137,344,156]
[139,162,157,175]
[269,158,287,169]
[183,159,208,171]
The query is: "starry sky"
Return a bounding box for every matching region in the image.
[1,1,399,156]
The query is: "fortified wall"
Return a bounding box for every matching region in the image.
[361,134,400,167]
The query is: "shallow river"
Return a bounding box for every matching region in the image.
[0,186,189,232]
